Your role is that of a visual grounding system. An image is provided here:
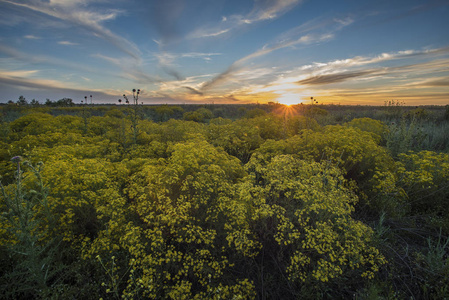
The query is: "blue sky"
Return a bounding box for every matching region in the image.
[0,0,448,105]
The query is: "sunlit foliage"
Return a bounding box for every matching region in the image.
[242,154,386,296]
[1,106,448,299]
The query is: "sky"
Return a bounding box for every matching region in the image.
[0,0,448,106]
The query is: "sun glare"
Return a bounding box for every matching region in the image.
[277,93,301,106]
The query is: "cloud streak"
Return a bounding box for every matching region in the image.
[200,14,352,91]
[93,53,162,84]
[0,44,99,74]
[153,52,221,81]
[422,77,449,87]
[297,70,377,85]
[0,69,83,91]
[201,33,334,90]
[24,35,40,39]
[0,0,141,59]
[58,40,79,46]
[188,0,303,39]
[183,86,203,95]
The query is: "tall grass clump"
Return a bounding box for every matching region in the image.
[387,116,449,157]
[0,157,64,299]
[386,117,425,157]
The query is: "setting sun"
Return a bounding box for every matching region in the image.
[277,92,302,106]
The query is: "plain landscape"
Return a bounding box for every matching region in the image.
[1,0,448,299]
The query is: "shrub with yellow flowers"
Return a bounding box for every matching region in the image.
[102,140,258,299]
[2,111,447,299]
[206,118,264,163]
[371,150,449,222]
[253,125,395,214]
[241,153,386,297]
[36,154,129,247]
[285,126,394,182]
[344,117,389,145]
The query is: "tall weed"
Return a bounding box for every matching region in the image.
[0,158,64,299]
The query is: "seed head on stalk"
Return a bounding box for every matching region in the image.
[11,156,23,176]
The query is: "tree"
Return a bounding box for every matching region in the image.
[17,96,28,105]
[30,99,40,106]
[56,98,74,107]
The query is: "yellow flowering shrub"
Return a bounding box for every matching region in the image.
[37,155,129,246]
[156,119,206,144]
[285,125,395,188]
[206,119,264,163]
[101,140,258,298]
[246,114,285,140]
[3,111,446,298]
[8,113,87,141]
[371,150,449,222]
[344,117,389,144]
[286,115,321,136]
[242,154,386,295]
[8,112,58,139]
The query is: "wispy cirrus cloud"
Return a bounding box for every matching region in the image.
[188,0,303,39]
[297,70,378,85]
[153,52,222,80]
[48,0,90,8]
[93,53,161,84]
[143,0,223,81]
[1,69,39,77]
[154,52,185,81]
[140,0,186,81]
[0,68,80,91]
[249,0,303,22]
[201,15,353,91]
[421,77,449,87]
[179,52,222,60]
[152,73,214,100]
[0,44,99,74]
[58,40,79,46]
[293,48,449,89]
[183,86,203,95]
[24,34,40,39]
[0,0,140,59]
[299,47,449,74]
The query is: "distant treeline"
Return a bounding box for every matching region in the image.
[2,96,448,123]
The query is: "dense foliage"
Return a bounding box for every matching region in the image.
[1,103,448,299]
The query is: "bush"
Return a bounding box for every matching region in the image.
[345,117,389,144]
[286,126,394,187]
[241,154,386,298]
[105,140,255,298]
[183,108,213,122]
